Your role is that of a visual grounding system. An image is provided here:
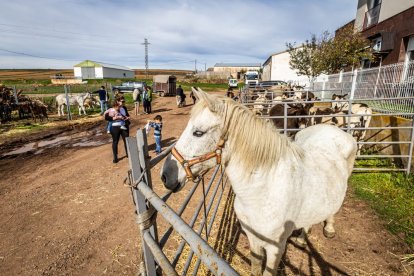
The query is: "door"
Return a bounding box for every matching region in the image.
[81,67,95,79]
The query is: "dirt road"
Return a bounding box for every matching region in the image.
[0,94,412,275]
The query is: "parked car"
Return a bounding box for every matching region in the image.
[112,81,146,93]
[257,80,291,92]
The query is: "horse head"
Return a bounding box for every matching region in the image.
[161,88,227,191]
[331,93,348,112]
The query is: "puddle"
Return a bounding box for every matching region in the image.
[1,129,110,157]
[3,142,37,156]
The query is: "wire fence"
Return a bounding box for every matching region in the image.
[239,88,414,175]
[310,60,414,117]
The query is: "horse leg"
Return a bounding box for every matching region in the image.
[250,242,265,276]
[295,226,310,249]
[243,231,265,276]
[263,239,287,276]
[323,215,336,238]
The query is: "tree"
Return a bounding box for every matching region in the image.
[287,35,321,80]
[287,24,373,79]
[318,24,374,74]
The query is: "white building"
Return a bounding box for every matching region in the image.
[262,50,308,85]
[213,63,262,79]
[73,60,135,79]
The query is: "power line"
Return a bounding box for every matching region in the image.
[0,48,79,61]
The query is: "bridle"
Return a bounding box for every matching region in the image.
[171,138,225,181]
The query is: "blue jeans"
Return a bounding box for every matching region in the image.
[100,100,107,114]
[154,135,162,153]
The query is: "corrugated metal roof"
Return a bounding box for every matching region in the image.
[74,60,133,71]
[214,63,262,68]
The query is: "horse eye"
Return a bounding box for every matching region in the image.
[193,130,205,137]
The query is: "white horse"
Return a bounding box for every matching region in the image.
[56,92,91,116]
[161,88,357,275]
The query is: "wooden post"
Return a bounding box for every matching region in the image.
[64,85,72,120]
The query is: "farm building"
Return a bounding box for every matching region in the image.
[353,0,414,67]
[73,60,135,79]
[213,63,261,79]
[262,49,308,86]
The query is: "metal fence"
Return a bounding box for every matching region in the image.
[125,129,238,275]
[239,88,414,175]
[310,60,414,117]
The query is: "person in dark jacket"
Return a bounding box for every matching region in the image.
[96,86,108,115]
[105,99,130,163]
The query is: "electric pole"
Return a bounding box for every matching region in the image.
[194,59,197,73]
[204,63,207,71]
[141,38,150,80]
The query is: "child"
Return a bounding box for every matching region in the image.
[104,103,127,133]
[147,115,163,154]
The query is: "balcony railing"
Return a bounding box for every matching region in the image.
[363,4,381,30]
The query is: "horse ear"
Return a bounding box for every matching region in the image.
[191,87,216,111]
[343,93,348,98]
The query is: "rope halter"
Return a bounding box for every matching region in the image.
[171,138,225,181]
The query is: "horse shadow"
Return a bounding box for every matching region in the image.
[212,188,349,275]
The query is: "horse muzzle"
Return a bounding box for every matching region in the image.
[160,154,187,191]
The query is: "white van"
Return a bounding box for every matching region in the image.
[228,79,238,88]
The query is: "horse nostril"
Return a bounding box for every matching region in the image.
[161,174,167,184]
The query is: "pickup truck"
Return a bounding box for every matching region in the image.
[112,81,146,93]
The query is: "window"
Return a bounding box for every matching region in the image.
[372,37,382,52]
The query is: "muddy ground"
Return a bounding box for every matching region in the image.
[0,93,412,275]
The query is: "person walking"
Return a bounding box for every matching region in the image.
[97,86,108,115]
[105,98,130,163]
[142,86,153,114]
[133,88,141,115]
[189,90,196,105]
[176,85,185,107]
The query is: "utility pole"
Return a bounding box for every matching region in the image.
[204,63,207,71]
[141,38,150,80]
[194,59,197,73]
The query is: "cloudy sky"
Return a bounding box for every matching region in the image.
[0,0,357,70]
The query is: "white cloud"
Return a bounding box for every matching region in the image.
[0,0,357,69]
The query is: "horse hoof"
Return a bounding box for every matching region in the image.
[295,238,307,249]
[323,228,336,238]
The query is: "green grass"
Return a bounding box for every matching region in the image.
[349,172,414,249]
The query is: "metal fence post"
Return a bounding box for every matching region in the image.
[12,86,18,104]
[108,83,114,101]
[136,129,158,243]
[406,116,414,175]
[64,85,72,120]
[126,135,157,275]
[321,78,326,100]
[283,102,288,136]
[350,69,358,100]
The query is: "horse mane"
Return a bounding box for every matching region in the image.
[192,94,304,175]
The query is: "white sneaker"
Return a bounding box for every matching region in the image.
[120,126,127,130]
[107,130,110,134]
